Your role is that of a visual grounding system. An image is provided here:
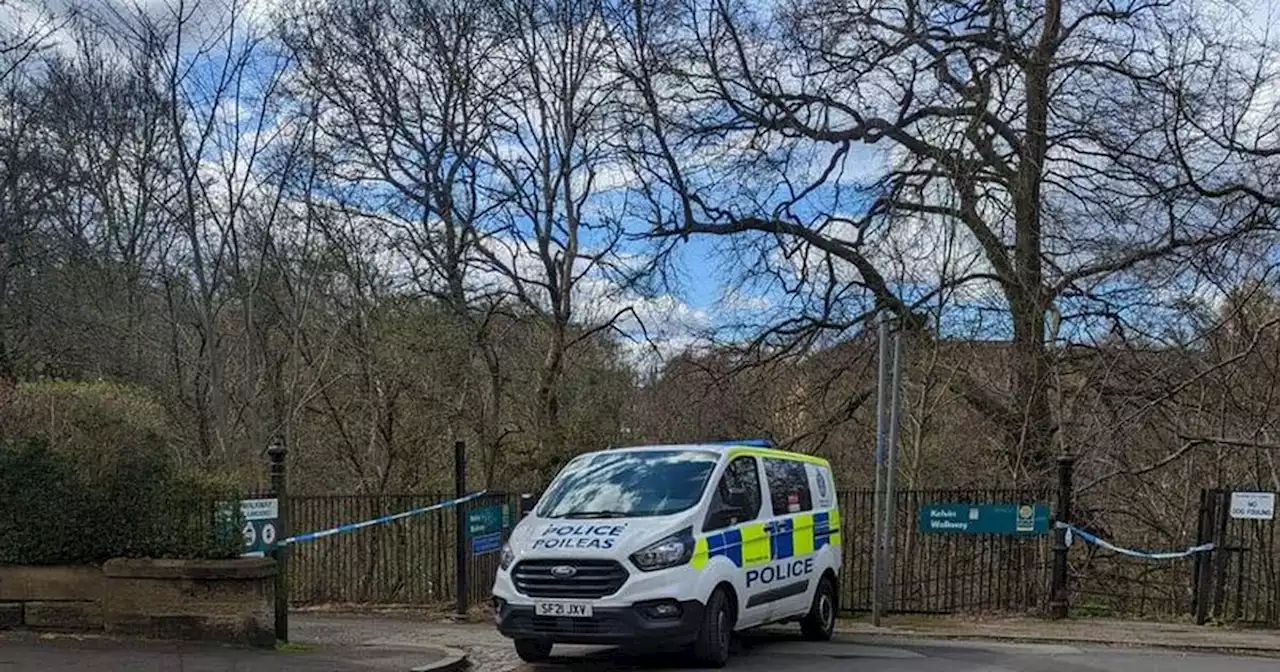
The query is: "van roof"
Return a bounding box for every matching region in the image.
[599,441,832,468]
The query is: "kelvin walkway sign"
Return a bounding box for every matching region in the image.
[918,502,1050,536]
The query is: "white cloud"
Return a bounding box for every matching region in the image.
[719,288,771,313]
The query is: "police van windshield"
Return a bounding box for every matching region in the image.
[536,450,719,519]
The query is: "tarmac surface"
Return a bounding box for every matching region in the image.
[3,613,1279,671]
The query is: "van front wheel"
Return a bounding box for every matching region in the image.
[692,588,734,667]
[801,576,837,641]
[514,638,552,662]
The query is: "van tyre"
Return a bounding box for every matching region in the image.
[514,638,552,662]
[692,587,734,668]
[801,575,837,641]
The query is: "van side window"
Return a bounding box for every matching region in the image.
[706,456,762,531]
[764,458,813,516]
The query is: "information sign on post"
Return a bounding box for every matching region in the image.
[468,505,503,557]
[238,498,280,557]
[918,502,1050,536]
[1230,492,1276,520]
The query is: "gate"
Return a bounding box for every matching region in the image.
[287,492,520,606]
[461,492,521,607]
[838,488,1052,614]
[283,488,1054,614]
[1193,489,1280,625]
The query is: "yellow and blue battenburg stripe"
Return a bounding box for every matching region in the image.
[708,528,744,566]
[690,509,841,570]
[814,510,842,552]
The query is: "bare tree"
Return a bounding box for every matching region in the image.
[281,0,520,486]
[617,0,1280,484]
[0,0,63,384]
[36,22,183,382]
[480,0,640,474]
[79,0,302,467]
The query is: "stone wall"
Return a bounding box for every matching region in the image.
[103,558,276,647]
[0,566,103,632]
[0,558,276,647]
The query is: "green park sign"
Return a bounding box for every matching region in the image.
[918,502,1049,536]
[214,498,280,557]
[468,504,504,556]
[468,505,502,537]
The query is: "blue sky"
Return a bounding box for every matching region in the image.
[79,0,1273,364]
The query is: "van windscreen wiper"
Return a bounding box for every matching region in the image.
[552,510,630,519]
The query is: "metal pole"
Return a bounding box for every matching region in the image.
[881,328,906,617]
[1049,455,1074,619]
[871,312,891,627]
[1193,489,1213,625]
[454,440,469,619]
[267,440,289,642]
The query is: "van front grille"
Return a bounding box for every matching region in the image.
[517,615,617,634]
[511,559,628,599]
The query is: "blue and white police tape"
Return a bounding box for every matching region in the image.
[1056,521,1214,560]
[279,490,488,547]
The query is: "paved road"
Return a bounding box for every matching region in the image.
[2,617,1274,671]
[514,631,1279,672]
[289,614,1280,671]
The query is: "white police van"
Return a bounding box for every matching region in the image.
[492,440,842,667]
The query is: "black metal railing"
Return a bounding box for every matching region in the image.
[277,488,1054,615]
[838,488,1053,615]
[1192,489,1280,626]
[281,492,520,606]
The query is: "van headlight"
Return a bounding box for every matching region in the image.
[500,543,515,571]
[630,528,695,572]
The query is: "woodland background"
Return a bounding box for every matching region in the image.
[1,0,1280,558]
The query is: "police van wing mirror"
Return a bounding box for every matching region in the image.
[519,494,537,518]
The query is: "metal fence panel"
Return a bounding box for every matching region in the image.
[277,489,1052,614]
[463,493,522,608]
[283,492,522,606]
[839,488,1052,615]
[288,493,455,605]
[1191,489,1280,626]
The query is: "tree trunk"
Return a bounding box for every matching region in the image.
[0,266,13,384]
[481,344,504,489]
[1010,293,1054,481]
[1006,0,1062,484]
[535,324,566,472]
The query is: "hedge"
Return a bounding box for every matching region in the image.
[0,437,242,565]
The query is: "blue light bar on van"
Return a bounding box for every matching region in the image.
[709,438,775,448]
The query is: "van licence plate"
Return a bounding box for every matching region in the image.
[534,601,593,618]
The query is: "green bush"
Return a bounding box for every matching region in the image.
[0,380,172,462]
[0,437,242,565]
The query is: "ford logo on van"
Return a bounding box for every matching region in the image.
[550,565,577,579]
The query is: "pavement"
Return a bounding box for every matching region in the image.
[0,627,466,672]
[3,613,1280,671]
[836,614,1280,657]
[519,634,1280,671]
[292,612,1280,670]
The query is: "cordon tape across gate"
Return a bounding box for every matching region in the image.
[1056,521,1215,560]
[277,490,489,547]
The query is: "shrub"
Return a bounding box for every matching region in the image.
[0,380,173,463]
[0,437,242,565]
